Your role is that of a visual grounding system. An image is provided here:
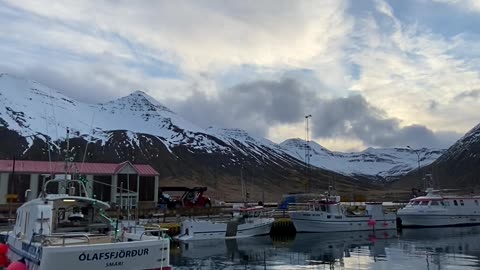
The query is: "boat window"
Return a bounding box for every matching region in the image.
[443,201,449,206]
[475,200,479,206]
[460,200,464,206]
[412,201,420,205]
[430,201,439,206]
[440,201,445,206]
[420,201,429,205]
[454,200,458,206]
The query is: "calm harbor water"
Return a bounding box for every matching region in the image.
[170,226,480,269]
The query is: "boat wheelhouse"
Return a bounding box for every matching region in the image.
[288,192,397,233]
[397,188,480,227]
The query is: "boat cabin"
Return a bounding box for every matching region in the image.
[13,177,112,243]
[405,188,480,209]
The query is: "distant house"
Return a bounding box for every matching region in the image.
[0,160,160,208]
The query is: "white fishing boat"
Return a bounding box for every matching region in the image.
[0,175,171,270]
[397,188,480,227]
[288,189,397,233]
[175,206,274,241]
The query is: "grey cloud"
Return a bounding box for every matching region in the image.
[310,95,460,148]
[311,95,395,138]
[171,78,461,148]
[172,78,310,137]
[428,100,439,110]
[454,89,480,101]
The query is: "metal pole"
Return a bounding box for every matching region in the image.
[305,115,312,193]
[408,146,423,189]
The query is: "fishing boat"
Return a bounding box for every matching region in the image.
[0,175,171,270]
[175,206,274,241]
[397,188,480,227]
[288,189,397,233]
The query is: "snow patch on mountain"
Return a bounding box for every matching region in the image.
[280,138,444,181]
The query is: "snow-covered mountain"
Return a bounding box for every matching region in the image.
[0,73,293,161]
[280,139,444,181]
[0,73,443,184]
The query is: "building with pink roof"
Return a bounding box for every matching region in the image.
[0,160,160,207]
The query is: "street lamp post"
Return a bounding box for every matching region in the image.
[407,145,423,189]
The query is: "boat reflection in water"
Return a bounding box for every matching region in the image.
[177,235,273,259]
[289,230,397,267]
[171,235,275,268]
[397,226,480,268]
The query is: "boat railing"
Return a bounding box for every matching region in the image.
[284,203,314,211]
[39,233,93,246]
[139,226,169,240]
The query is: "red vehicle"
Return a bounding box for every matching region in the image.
[159,187,212,209]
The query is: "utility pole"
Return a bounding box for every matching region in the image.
[305,115,312,193]
[262,157,265,203]
[407,146,423,189]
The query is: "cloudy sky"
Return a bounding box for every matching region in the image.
[1,0,479,151]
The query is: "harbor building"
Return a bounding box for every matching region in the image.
[0,160,160,209]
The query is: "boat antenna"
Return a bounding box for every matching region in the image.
[241,165,246,207]
[47,87,61,156]
[80,111,96,172]
[39,109,53,198]
[62,128,71,194]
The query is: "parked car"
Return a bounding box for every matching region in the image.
[158,187,211,209]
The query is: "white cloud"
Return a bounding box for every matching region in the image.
[3,0,352,74]
[432,0,480,13]
[348,0,480,136]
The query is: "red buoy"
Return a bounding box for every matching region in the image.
[0,254,9,267]
[7,261,26,270]
[0,244,8,255]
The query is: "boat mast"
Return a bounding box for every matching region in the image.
[62,128,70,194]
[241,165,246,207]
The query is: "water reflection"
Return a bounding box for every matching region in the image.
[397,226,480,270]
[171,226,480,269]
[171,236,274,269]
[289,230,396,267]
